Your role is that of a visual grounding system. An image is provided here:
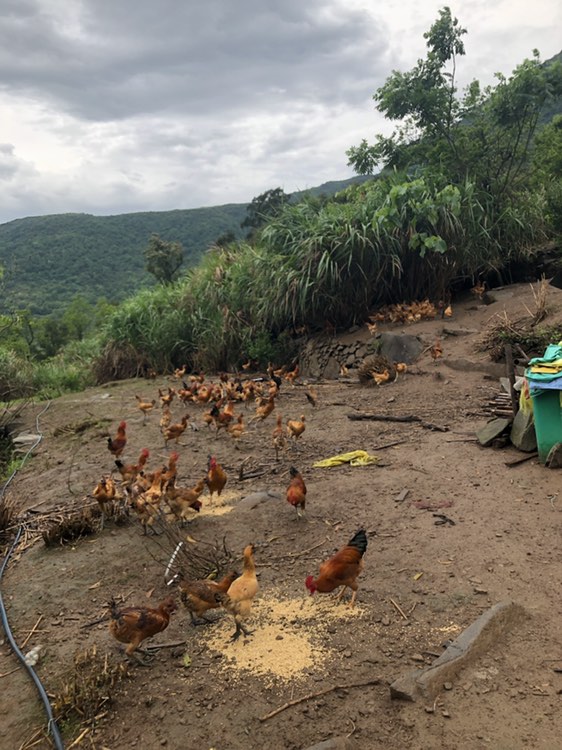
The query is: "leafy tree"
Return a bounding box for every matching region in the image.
[241,188,291,236]
[533,114,562,230]
[143,233,184,284]
[347,6,562,202]
[62,294,94,340]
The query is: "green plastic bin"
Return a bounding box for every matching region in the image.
[530,387,562,463]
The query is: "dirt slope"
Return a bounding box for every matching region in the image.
[1,282,562,750]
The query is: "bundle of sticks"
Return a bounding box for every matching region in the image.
[487,391,515,418]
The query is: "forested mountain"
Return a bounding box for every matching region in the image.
[0,177,368,316]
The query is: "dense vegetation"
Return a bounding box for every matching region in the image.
[1,7,561,400]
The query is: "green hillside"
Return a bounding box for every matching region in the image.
[0,177,368,316]
[0,204,246,315]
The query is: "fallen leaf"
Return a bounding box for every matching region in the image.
[145,588,154,599]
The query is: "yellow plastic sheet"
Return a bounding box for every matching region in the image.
[312,450,378,468]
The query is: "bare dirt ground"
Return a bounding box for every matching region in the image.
[1,282,562,750]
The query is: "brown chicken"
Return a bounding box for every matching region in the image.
[430,338,443,361]
[163,415,189,447]
[107,421,127,458]
[115,448,150,486]
[286,467,307,519]
[272,413,287,460]
[160,404,172,433]
[287,415,306,444]
[158,387,175,407]
[92,476,119,529]
[164,478,205,524]
[179,571,239,625]
[108,596,176,664]
[251,394,276,423]
[218,544,259,641]
[305,529,368,608]
[212,400,235,433]
[161,451,179,489]
[206,455,227,503]
[227,414,245,440]
[285,363,300,386]
[305,386,318,407]
[135,395,156,425]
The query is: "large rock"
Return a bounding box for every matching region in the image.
[390,601,525,701]
[378,332,424,364]
[510,409,537,452]
[476,418,512,446]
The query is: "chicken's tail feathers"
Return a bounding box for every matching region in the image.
[108,598,120,620]
[347,528,368,556]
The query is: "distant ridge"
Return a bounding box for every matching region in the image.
[0,176,369,316]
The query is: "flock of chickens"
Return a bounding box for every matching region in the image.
[92,364,369,665]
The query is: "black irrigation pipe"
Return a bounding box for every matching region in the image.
[0,401,64,750]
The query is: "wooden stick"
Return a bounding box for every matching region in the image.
[389,598,409,620]
[372,439,408,451]
[0,667,20,678]
[66,727,91,749]
[20,615,43,649]
[259,678,381,722]
[145,640,187,651]
[505,452,538,467]
[348,413,421,423]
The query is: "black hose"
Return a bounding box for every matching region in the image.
[0,401,65,749]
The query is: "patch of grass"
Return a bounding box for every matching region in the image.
[52,645,129,732]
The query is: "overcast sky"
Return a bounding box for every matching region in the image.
[0,0,560,224]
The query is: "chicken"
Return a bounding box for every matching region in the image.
[305,529,368,608]
[115,448,150,487]
[272,413,287,460]
[287,415,306,445]
[161,451,179,489]
[219,544,259,641]
[205,456,227,503]
[159,404,172,433]
[164,478,205,524]
[163,415,189,447]
[92,476,120,529]
[107,421,127,458]
[213,400,236,433]
[227,414,245,441]
[305,386,318,408]
[372,369,390,386]
[179,571,239,625]
[130,468,164,534]
[430,338,443,361]
[251,394,275,423]
[471,281,486,298]
[135,395,156,425]
[267,364,283,392]
[158,387,175,407]
[284,363,300,386]
[108,596,176,664]
[286,466,307,519]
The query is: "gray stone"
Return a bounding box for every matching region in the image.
[378,332,423,364]
[323,356,342,380]
[236,491,282,510]
[389,601,525,702]
[510,409,537,452]
[303,737,358,750]
[476,418,512,447]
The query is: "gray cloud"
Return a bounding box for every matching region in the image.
[0,0,559,225]
[0,0,390,121]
